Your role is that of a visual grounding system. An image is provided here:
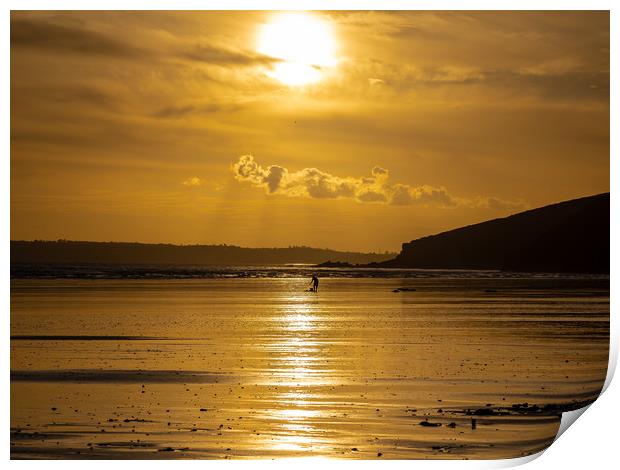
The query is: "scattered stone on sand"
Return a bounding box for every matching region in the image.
[419,421,441,427]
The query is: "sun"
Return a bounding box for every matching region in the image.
[257,12,337,86]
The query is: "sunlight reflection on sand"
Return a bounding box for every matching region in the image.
[10,277,609,459]
[266,298,327,453]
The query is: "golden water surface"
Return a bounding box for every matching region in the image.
[10,277,609,459]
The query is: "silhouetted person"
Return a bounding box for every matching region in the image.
[310,274,319,292]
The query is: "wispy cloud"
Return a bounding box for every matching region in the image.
[481,196,528,211]
[11,18,140,57]
[182,177,202,187]
[153,102,243,119]
[180,43,278,66]
[11,16,276,68]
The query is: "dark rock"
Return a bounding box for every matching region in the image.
[315,260,354,268]
[376,193,610,274]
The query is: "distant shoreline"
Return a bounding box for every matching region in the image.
[9,193,610,275]
[10,240,396,267]
[10,262,610,281]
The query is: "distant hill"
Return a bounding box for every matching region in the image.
[377,193,609,273]
[10,240,395,266]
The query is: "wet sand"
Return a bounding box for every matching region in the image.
[10,276,609,459]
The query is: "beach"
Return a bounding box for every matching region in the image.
[10,274,609,459]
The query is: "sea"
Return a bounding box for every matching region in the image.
[10,264,609,459]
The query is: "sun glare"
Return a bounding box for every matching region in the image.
[257,12,337,86]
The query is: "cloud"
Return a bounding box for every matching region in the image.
[482,197,527,211]
[182,177,202,187]
[181,43,278,66]
[231,155,458,207]
[153,102,242,119]
[368,78,386,86]
[231,156,529,212]
[11,18,139,57]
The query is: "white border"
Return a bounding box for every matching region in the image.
[1,1,617,11]
[3,1,616,468]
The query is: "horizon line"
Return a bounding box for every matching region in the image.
[10,239,398,255]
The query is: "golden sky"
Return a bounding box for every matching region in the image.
[10,11,609,252]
